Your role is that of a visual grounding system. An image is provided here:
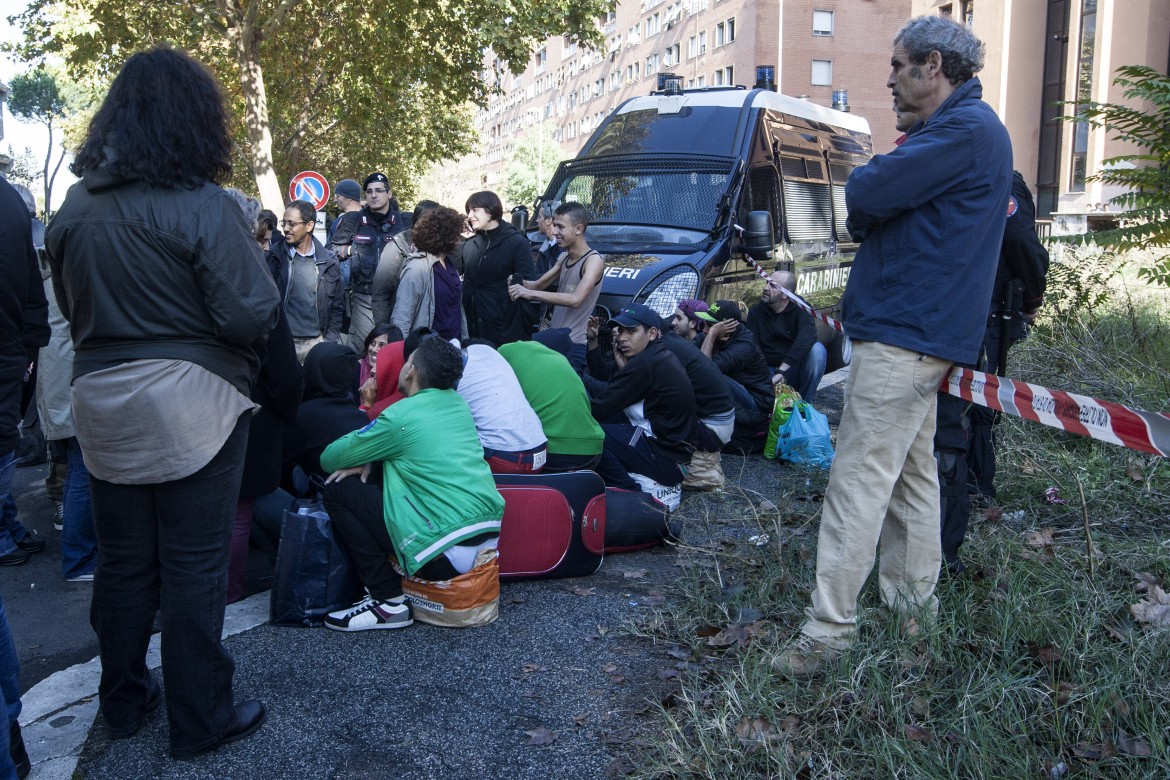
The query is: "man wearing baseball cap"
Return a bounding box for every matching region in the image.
[329,172,403,352]
[585,304,700,506]
[697,300,774,445]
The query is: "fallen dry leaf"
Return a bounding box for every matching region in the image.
[735,716,775,753]
[983,505,1004,523]
[641,592,666,605]
[609,674,628,684]
[1026,642,1063,671]
[1025,528,1056,547]
[910,696,930,718]
[656,668,680,680]
[1133,572,1160,593]
[1071,741,1116,761]
[622,568,648,579]
[569,586,596,596]
[524,727,557,746]
[521,663,547,674]
[572,713,590,726]
[1130,585,1170,628]
[903,724,933,742]
[1117,730,1153,757]
[706,620,768,649]
[601,663,618,674]
[695,625,721,638]
[1111,693,1131,718]
[1125,457,1145,483]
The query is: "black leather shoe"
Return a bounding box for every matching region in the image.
[15,533,46,554]
[10,721,31,779]
[171,700,267,759]
[107,680,163,739]
[0,549,31,566]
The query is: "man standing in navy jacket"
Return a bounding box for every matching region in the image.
[774,15,1012,678]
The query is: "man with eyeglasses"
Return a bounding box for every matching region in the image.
[329,172,403,352]
[270,200,344,363]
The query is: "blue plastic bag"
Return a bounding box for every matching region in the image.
[776,401,834,469]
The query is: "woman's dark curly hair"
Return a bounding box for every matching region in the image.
[71,46,233,188]
[411,206,465,256]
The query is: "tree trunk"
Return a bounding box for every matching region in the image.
[231,27,283,213]
[42,122,53,215]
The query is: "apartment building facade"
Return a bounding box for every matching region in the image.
[912,0,1170,224]
[474,0,911,201]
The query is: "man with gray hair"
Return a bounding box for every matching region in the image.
[773,14,1012,677]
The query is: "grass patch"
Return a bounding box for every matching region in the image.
[622,273,1170,779]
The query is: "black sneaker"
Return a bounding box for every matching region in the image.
[324,596,412,631]
[15,532,46,554]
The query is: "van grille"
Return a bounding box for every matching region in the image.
[782,181,833,242]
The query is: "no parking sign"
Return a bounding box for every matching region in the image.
[288,171,331,210]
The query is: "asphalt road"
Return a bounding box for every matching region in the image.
[6,374,847,780]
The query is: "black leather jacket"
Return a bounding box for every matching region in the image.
[45,168,281,395]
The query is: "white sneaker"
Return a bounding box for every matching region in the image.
[324,596,413,631]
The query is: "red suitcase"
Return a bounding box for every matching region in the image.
[495,471,606,580]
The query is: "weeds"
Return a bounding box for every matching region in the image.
[623,272,1170,779]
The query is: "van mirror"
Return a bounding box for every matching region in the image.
[511,205,529,232]
[742,210,773,261]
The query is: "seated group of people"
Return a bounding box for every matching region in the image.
[298,290,825,634]
[257,194,827,635]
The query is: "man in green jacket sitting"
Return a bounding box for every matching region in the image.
[320,334,504,631]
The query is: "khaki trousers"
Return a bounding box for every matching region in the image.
[801,340,952,649]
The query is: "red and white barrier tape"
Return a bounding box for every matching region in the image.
[737,255,1169,456]
[945,367,1170,457]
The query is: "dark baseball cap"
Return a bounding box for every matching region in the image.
[335,179,361,201]
[696,299,743,323]
[607,304,663,330]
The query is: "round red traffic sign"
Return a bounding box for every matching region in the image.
[288,171,331,211]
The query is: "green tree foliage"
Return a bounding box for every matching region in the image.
[8,0,610,213]
[1066,65,1170,286]
[502,128,564,208]
[5,145,42,193]
[7,66,69,214]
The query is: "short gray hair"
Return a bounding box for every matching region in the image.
[895,15,985,85]
[11,183,36,217]
[538,199,561,220]
[223,187,260,231]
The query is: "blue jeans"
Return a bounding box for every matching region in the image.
[89,415,249,756]
[0,450,31,558]
[777,341,828,405]
[0,592,20,780]
[61,438,97,580]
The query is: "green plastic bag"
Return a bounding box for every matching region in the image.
[763,383,803,459]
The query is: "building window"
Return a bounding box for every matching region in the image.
[697,75,706,88]
[699,31,707,54]
[811,59,833,86]
[646,53,661,76]
[715,19,735,47]
[712,66,734,86]
[1070,0,1096,192]
[813,10,834,36]
[664,43,680,67]
[535,47,547,74]
[688,35,697,58]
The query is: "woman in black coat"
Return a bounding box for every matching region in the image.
[460,191,538,346]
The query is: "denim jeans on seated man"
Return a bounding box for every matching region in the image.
[723,376,770,429]
[775,341,827,405]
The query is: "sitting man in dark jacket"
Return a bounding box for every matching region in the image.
[697,300,774,441]
[746,270,827,404]
[586,304,700,507]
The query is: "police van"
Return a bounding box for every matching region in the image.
[534,68,872,368]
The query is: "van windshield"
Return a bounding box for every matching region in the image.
[548,155,736,241]
[587,107,743,156]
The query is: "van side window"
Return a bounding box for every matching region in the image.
[746,165,783,243]
[778,154,833,243]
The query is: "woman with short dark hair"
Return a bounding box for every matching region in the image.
[461,191,537,345]
[45,46,279,758]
